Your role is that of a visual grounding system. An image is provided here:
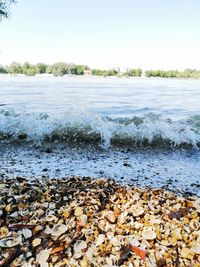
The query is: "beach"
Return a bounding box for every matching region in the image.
[0,76,200,266]
[1,0,200,265]
[0,176,200,266]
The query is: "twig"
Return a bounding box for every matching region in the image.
[175,244,180,267]
[0,246,23,267]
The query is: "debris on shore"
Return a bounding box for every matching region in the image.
[0,177,199,266]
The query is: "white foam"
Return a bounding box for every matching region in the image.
[0,109,200,148]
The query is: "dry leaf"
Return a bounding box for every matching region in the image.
[129,245,146,261]
[51,246,64,254]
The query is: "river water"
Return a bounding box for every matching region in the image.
[0,75,200,195]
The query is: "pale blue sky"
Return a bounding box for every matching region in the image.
[0,0,200,69]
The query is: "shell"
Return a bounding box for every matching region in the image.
[96,234,105,246]
[130,204,144,217]
[105,211,116,223]
[79,214,88,224]
[22,228,32,239]
[129,237,140,247]
[74,240,87,259]
[74,207,83,217]
[181,247,194,259]
[190,244,200,254]
[142,227,157,240]
[36,249,51,266]
[110,236,120,247]
[22,263,32,267]
[0,234,22,247]
[118,211,128,224]
[45,214,57,222]
[51,223,68,237]
[86,247,95,263]
[32,238,42,247]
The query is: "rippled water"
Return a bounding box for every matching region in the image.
[0,75,200,194]
[1,75,200,117]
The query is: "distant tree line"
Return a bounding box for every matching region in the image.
[145,69,200,78]
[0,62,200,78]
[0,62,90,76]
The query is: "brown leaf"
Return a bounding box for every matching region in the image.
[51,246,65,254]
[129,245,146,261]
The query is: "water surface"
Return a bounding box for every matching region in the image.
[0,75,200,195]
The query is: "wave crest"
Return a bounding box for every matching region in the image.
[0,109,200,149]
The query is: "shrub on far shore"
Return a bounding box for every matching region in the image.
[1,62,200,78]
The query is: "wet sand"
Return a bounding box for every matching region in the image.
[1,145,200,197]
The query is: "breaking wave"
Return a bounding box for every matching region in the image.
[0,109,200,149]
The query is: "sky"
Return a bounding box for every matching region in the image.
[0,0,200,70]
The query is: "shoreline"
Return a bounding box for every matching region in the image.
[0,73,200,80]
[0,176,199,266]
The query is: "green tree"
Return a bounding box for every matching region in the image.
[124,68,142,77]
[46,65,53,74]
[35,63,47,74]
[91,69,106,76]
[0,64,7,73]
[25,66,36,76]
[0,0,16,20]
[9,62,23,74]
[105,69,119,76]
[51,62,68,76]
[75,65,88,75]
[67,64,77,74]
[22,62,30,74]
